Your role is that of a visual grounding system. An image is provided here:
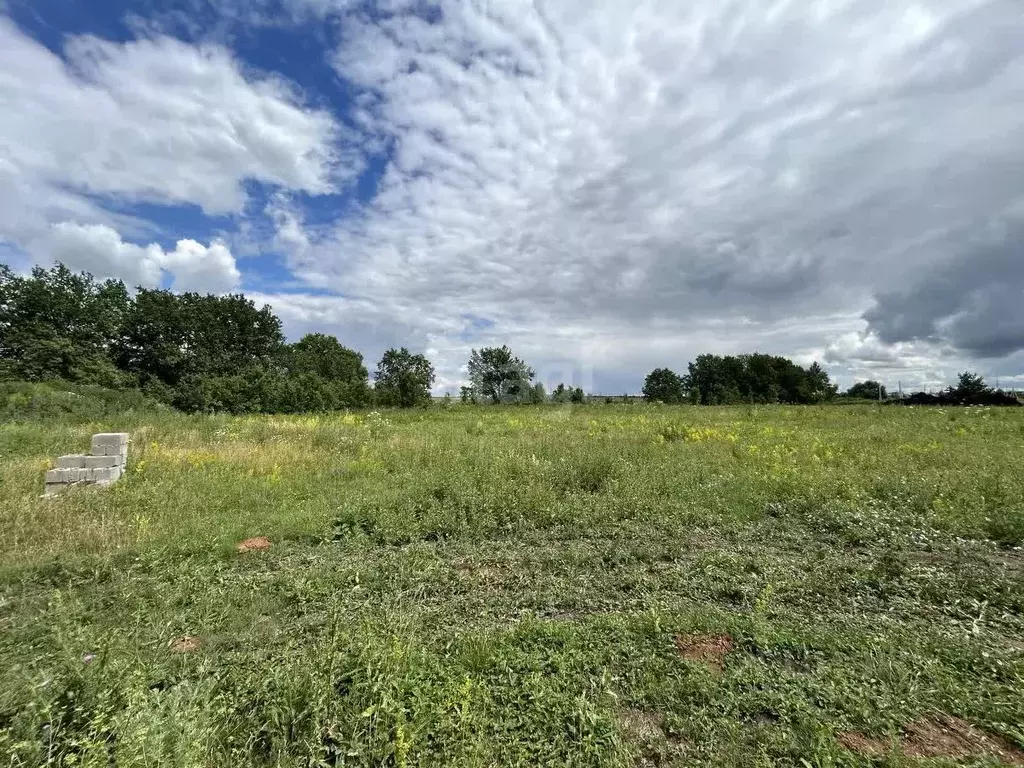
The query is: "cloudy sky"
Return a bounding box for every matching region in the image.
[2,0,1022,393]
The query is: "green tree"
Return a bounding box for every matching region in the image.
[467,346,535,404]
[687,355,741,404]
[687,353,836,405]
[528,382,547,404]
[287,333,364,381]
[285,334,371,409]
[642,368,686,403]
[117,290,287,410]
[570,387,586,404]
[847,381,886,400]
[950,372,990,401]
[374,348,435,408]
[801,362,838,403]
[742,354,781,403]
[0,264,130,385]
[113,289,195,392]
[551,383,571,403]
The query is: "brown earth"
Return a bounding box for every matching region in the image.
[839,714,1024,765]
[169,635,201,654]
[673,633,734,669]
[237,536,272,553]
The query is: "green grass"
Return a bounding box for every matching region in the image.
[1,404,1022,766]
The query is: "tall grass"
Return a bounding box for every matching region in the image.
[0,404,1022,765]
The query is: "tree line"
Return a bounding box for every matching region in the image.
[0,264,434,413]
[642,354,837,404]
[4,263,1013,413]
[848,374,1020,406]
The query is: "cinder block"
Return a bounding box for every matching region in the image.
[92,444,130,457]
[91,433,128,451]
[45,433,129,491]
[96,466,125,485]
[84,455,120,469]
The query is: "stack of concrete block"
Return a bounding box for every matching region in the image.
[45,433,129,496]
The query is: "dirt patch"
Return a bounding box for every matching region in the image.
[903,715,1024,764]
[169,635,201,654]
[674,633,734,669]
[619,708,665,744]
[839,715,1024,765]
[837,731,889,757]
[237,536,272,553]
[618,708,686,766]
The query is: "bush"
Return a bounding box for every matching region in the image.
[0,380,166,423]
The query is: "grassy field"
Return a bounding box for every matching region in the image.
[1,404,1023,766]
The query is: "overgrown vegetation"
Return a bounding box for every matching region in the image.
[1,404,1022,766]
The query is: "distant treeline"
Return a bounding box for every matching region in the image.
[642,354,837,404]
[839,376,1020,407]
[1,263,1016,414]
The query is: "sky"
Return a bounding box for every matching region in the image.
[1,0,1023,395]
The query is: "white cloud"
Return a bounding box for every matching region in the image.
[37,222,241,293]
[0,17,344,245]
[157,239,242,293]
[257,0,1024,389]
[6,0,1024,390]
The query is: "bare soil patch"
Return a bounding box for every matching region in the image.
[674,633,733,669]
[237,536,272,553]
[839,715,1024,765]
[169,635,201,654]
[619,708,664,744]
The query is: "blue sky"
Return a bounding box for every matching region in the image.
[2,0,1023,393]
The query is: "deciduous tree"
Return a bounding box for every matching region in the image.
[467,346,535,404]
[374,348,435,408]
[642,368,686,403]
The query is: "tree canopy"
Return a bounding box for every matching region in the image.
[847,381,886,400]
[374,348,435,408]
[951,372,989,400]
[0,263,369,413]
[467,346,535,404]
[686,354,837,404]
[642,368,686,403]
[0,264,130,386]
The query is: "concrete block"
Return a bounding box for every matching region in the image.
[45,432,129,492]
[91,433,128,452]
[84,455,120,469]
[92,444,129,457]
